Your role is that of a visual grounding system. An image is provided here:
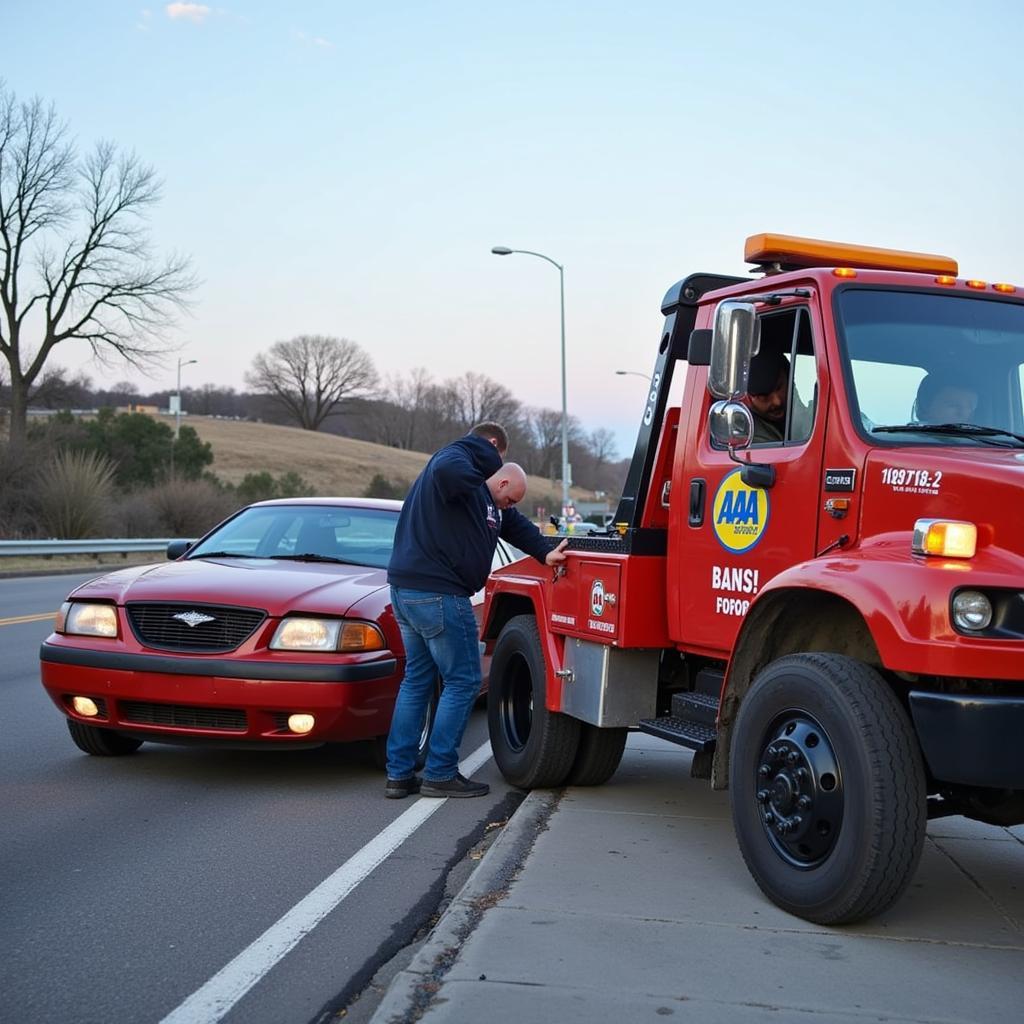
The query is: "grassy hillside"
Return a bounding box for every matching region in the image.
[170,415,590,509]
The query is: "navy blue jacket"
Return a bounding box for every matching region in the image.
[387,434,553,597]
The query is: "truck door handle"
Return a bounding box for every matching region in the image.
[689,478,706,526]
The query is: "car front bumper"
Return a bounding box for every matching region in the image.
[40,641,401,744]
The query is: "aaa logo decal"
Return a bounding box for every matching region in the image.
[712,469,769,553]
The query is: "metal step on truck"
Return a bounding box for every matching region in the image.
[481,233,1024,924]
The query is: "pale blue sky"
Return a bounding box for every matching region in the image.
[4,1,1022,459]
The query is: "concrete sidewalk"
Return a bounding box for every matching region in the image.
[372,734,1024,1023]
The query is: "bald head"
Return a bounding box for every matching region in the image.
[487,462,527,509]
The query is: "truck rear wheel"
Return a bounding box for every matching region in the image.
[488,614,581,789]
[730,653,926,924]
[67,719,143,756]
[566,725,627,786]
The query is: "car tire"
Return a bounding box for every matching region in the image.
[414,680,441,772]
[565,724,627,786]
[66,718,143,756]
[371,678,441,772]
[487,614,580,789]
[730,653,926,924]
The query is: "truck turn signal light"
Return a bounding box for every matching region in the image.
[912,519,977,559]
[745,233,959,276]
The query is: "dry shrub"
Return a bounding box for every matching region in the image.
[110,491,164,538]
[145,478,239,537]
[34,449,116,538]
[0,440,53,537]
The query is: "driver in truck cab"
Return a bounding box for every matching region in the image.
[913,372,979,424]
[746,347,813,444]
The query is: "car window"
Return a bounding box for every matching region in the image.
[189,505,400,568]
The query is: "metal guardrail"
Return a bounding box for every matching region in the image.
[0,539,179,558]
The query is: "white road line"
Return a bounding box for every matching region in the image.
[159,741,493,1024]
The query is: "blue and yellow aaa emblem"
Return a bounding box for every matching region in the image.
[712,469,769,553]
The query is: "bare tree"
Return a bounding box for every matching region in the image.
[245,334,378,430]
[0,84,196,443]
[440,371,522,432]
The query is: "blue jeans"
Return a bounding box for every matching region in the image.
[386,587,482,782]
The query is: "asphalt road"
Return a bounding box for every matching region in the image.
[1,573,519,1024]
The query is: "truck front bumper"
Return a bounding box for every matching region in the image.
[909,691,1024,789]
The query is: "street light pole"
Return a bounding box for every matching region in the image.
[491,246,570,515]
[175,357,197,441]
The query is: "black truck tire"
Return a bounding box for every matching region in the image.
[488,614,581,789]
[566,724,628,786]
[730,653,926,925]
[67,718,143,756]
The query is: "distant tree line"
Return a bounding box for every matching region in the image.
[3,353,631,497]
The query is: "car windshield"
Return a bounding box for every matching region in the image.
[188,505,400,569]
[836,289,1024,447]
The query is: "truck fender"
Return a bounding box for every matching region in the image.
[482,579,567,711]
[712,557,902,790]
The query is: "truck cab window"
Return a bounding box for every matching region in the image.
[839,289,1024,445]
[746,307,817,447]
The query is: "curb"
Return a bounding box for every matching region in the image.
[369,789,560,1024]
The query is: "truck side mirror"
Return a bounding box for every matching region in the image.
[708,301,760,399]
[709,400,754,451]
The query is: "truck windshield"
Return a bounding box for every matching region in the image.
[836,289,1024,447]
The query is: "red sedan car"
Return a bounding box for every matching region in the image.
[39,498,522,763]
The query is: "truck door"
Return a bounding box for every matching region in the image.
[671,302,828,653]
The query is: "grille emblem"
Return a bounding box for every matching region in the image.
[172,610,217,628]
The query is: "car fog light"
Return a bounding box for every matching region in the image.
[287,714,316,734]
[72,696,100,717]
[952,591,992,631]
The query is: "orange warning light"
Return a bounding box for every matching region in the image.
[745,233,958,276]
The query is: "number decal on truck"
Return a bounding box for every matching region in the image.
[712,469,770,553]
[881,466,943,495]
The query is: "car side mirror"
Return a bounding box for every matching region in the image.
[166,540,193,560]
[709,400,754,451]
[709,300,760,399]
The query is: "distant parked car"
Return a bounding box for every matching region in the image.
[39,498,522,764]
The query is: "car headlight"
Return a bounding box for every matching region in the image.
[269,618,385,652]
[58,602,119,638]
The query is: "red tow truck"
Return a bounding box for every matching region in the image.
[482,234,1024,924]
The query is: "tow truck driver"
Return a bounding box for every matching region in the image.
[746,348,791,444]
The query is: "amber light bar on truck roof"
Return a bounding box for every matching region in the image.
[745,233,959,276]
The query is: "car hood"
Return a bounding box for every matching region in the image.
[69,557,390,618]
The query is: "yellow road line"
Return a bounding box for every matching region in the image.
[0,612,57,627]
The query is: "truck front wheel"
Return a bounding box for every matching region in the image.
[730,653,926,924]
[487,614,581,789]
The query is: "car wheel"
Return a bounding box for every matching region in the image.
[565,724,627,786]
[730,653,926,924]
[414,680,441,772]
[487,614,580,789]
[371,678,441,772]
[66,718,143,756]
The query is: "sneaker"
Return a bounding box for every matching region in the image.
[384,775,422,799]
[420,773,490,799]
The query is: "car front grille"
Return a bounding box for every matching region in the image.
[120,701,247,732]
[125,603,266,652]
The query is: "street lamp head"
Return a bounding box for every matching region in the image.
[491,246,513,256]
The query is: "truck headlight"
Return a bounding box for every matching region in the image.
[269,618,385,652]
[58,602,119,638]
[951,591,993,632]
